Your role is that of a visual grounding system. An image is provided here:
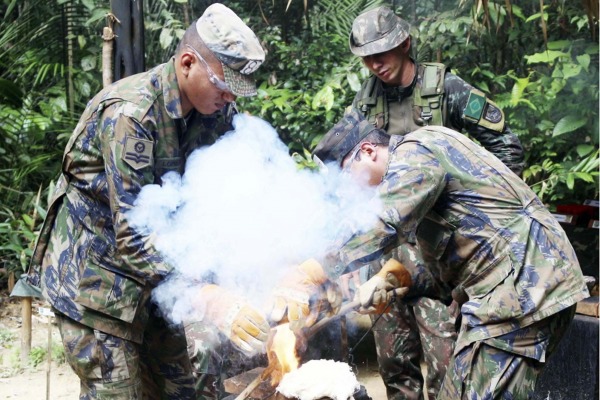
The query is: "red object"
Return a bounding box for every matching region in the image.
[556,205,599,226]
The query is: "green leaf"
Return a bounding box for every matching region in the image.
[572,172,595,183]
[547,41,570,50]
[553,63,582,79]
[552,115,587,137]
[159,28,173,50]
[576,145,595,158]
[80,55,96,72]
[510,77,529,107]
[566,173,575,190]
[346,73,361,92]
[576,54,590,72]
[21,214,33,227]
[525,51,569,64]
[78,35,87,50]
[312,86,334,111]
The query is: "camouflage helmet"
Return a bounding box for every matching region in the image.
[313,108,378,167]
[349,6,410,57]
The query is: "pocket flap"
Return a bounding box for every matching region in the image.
[75,261,142,323]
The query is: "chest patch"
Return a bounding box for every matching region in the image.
[123,136,153,170]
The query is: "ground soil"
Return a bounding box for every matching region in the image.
[0,291,78,399]
[0,289,386,399]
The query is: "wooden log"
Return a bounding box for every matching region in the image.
[224,367,275,399]
[576,296,599,317]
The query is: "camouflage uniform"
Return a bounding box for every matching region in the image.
[26,58,234,399]
[334,125,589,399]
[346,6,525,399]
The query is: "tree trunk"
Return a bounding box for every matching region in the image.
[111,0,145,81]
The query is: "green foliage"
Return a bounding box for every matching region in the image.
[0,0,597,279]
[0,0,99,277]
[28,346,46,368]
[414,0,599,205]
[238,24,368,154]
[0,329,16,348]
[52,341,66,365]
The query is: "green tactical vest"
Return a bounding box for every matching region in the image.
[354,62,447,135]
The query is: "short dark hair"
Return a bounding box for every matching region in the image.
[344,130,390,164]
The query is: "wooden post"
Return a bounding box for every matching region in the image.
[8,271,15,293]
[21,296,32,368]
[46,314,53,400]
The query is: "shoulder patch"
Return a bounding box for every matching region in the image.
[479,99,505,132]
[483,103,503,124]
[122,136,153,170]
[463,90,486,122]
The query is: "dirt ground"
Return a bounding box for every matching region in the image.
[0,290,386,399]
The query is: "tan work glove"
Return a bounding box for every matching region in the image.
[355,259,411,314]
[197,284,269,356]
[269,258,343,330]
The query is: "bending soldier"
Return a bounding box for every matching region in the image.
[329,6,526,399]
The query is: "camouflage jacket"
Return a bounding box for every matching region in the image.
[27,59,233,343]
[335,126,588,351]
[351,63,525,175]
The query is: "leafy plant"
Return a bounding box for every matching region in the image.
[0,329,15,347]
[51,341,66,365]
[28,346,46,368]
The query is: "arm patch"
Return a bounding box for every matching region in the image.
[122,136,153,170]
[463,89,505,133]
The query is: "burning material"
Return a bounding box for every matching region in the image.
[276,359,360,400]
[230,301,372,399]
[268,323,300,386]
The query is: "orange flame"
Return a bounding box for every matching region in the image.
[267,323,300,386]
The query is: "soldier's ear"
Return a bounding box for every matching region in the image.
[400,37,410,53]
[179,51,194,75]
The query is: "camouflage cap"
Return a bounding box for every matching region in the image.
[349,6,410,57]
[313,109,378,167]
[196,3,265,97]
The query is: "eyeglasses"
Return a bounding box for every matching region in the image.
[186,45,232,94]
[342,146,363,172]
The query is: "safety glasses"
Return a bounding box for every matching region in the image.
[342,146,363,172]
[186,45,232,94]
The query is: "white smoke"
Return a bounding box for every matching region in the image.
[128,114,381,323]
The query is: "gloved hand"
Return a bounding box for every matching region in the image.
[355,258,411,314]
[269,258,342,330]
[196,284,269,356]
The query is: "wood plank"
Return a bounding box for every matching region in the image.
[576,296,599,317]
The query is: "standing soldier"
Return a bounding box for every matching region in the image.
[25,4,268,399]
[339,5,526,399]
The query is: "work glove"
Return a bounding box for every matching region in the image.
[196,284,269,356]
[269,258,343,330]
[355,259,411,314]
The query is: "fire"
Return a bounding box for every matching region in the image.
[267,323,300,386]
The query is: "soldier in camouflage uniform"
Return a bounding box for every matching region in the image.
[296,112,589,399]
[25,4,268,399]
[337,6,526,399]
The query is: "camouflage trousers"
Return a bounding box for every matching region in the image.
[55,310,196,399]
[184,321,266,399]
[371,296,457,400]
[438,305,576,399]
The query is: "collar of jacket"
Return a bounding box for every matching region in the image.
[161,58,185,120]
[382,59,418,100]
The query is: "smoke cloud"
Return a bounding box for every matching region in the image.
[128,114,381,324]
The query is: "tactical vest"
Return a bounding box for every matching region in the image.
[354,62,447,135]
